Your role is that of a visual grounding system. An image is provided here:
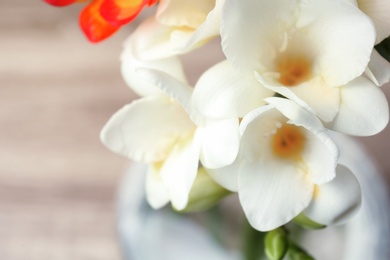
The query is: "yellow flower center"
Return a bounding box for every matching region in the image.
[276,54,312,87]
[272,124,305,160]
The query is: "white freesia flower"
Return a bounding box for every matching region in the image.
[101,95,198,210]
[220,0,387,135]
[101,67,240,210]
[127,0,223,61]
[134,67,241,169]
[211,97,340,231]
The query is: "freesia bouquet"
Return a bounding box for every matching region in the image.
[45,0,390,259]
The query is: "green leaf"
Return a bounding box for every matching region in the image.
[265,227,289,260]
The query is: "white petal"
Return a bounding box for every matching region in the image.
[198,118,240,169]
[265,98,339,184]
[300,128,338,185]
[239,106,290,167]
[304,164,362,225]
[192,60,273,119]
[327,76,389,136]
[128,17,180,60]
[221,0,297,75]
[297,0,375,86]
[156,0,215,29]
[206,158,240,192]
[358,0,390,43]
[365,49,390,86]
[136,68,193,112]
[160,136,201,210]
[264,97,324,130]
[100,96,195,162]
[177,0,223,51]
[121,42,187,97]
[239,105,277,138]
[256,74,340,123]
[145,165,170,209]
[281,80,340,123]
[239,159,313,231]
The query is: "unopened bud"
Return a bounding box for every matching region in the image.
[265,227,288,260]
[180,167,230,212]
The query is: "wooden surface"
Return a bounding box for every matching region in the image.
[0,1,389,259]
[0,1,131,259]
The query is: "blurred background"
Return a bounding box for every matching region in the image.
[0,0,389,259]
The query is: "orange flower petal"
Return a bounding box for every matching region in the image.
[44,0,76,7]
[147,0,158,6]
[79,0,121,43]
[100,0,148,26]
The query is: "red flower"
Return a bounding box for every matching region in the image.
[44,0,157,42]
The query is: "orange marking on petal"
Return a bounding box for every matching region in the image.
[276,54,312,87]
[44,0,76,7]
[100,0,149,26]
[79,0,121,43]
[272,124,305,160]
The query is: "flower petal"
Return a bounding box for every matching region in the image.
[296,0,375,86]
[146,164,170,209]
[175,0,223,51]
[222,0,375,87]
[192,60,273,119]
[264,97,324,130]
[160,134,202,210]
[256,74,340,124]
[100,96,195,162]
[79,0,121,43]
[44,0,76,7]
[365,49,390,86]
[121,40,187,97]
[326,76,389,136]
[239,159,313,231]
[129,17,180,60]
[358,0,390,43]
[136,68,193,112]
[206,158,240,192]
[156,0,215,28]
[304,164,361,225]
[300,128,338,185]
[198,118,240,169]
[265,97,339,184]
[221,0,297,75]
[100,0,148,26]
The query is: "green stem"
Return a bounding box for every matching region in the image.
[241,218,266,260]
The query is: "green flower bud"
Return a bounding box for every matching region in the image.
[293,213,326,230]
[265,227,288,260]
[287,243,315,260]
[180,167,230,212]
